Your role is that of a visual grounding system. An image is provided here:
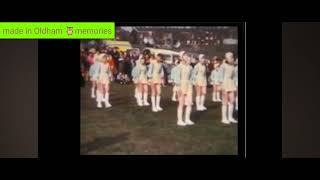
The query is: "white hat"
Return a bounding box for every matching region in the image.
[225,52,235,64]
[225,52,234,59]
[198,54,205,60]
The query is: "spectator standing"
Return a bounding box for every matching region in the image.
[118,51,125,74]
[111,47,120,73]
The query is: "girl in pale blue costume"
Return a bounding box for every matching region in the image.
[192,54,207,111]
[91,48,102,97]
[96,54,113,108]
[88,48,99,99]
[131,55,150,106]
[186,57,194,106]
[210,58,223,102]
[147,54,164,112]
[132,56,141,102]
[220,52,237,124]
[171,51,195,126]
[170,58,180,102]
[132,59,139,100]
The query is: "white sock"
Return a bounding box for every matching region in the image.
[235,93,238,111]
[196,96,200,110]
[97,91,102,107]
[151,95,156,110]
[228,103,236,121]
[185,106,192,122]
[143,93,148,102]
[212,92,216,101]
[222,104,227,121]
[201,95,206,108]
[177,107,183,123]
[105,92,108,102]
[134,87,138,98]
[96,89,99,102]
[91,87,95,98]
[156,95,160,108]
[143,93,149,104]
[217,92,221,101]
[105,92,110,105]
[97,91,100,101]
[156,95,162,110]
[137,92,143,106]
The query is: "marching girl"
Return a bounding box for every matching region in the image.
[131,55,150,106]
[220,52,238,124]
[171,58,180,102]
[132,56,141,100]
[88,52,100,99]
[186,56,194,106]
[193,54,208,111]
[96,54,113,108]
[210,58,223,102]
[92,54,103,107]
[130,53,139,99]
[87,49,95,98]
[86,48,100,98]
[172,51,194,126]
[131,61,140,101]
[147,53,164,112]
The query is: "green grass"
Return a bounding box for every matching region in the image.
[81,82,237,155]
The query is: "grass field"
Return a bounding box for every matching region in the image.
[80,82,237,155]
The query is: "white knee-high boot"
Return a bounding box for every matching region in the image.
[137,92,143,106]
[221,104,229,124]
[228,103,237,123]
[200,95,207,110]
[156,95,163,111]
[101,90,105,102]
[235,92,238,111]
[143,93,149,106]
[217,91,222,102]
[177,107,186,126]
[97,91,102,108]
[185,106,194,125]
[196,96,201,111]
[212,92,216,102]
[134,87,138,99]
[96,89,99,102]
[151,95,157,112]
[91,87,95,98]
[104,92,111,108]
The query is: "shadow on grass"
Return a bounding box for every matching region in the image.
[81,132,130,154]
